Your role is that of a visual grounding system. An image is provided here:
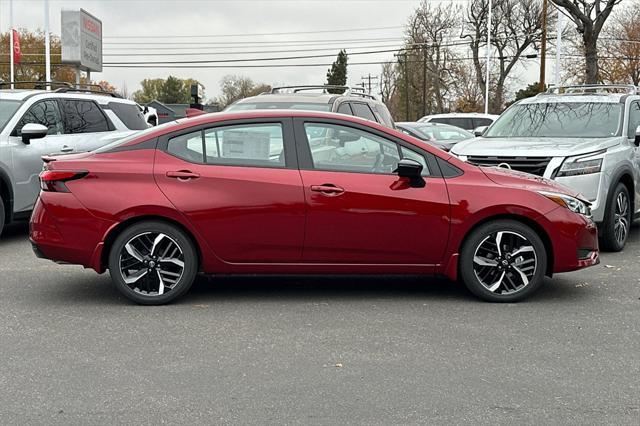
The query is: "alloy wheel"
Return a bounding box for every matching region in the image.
[472,231,537,295]
[614,191,630,246]
[118,232,185,296]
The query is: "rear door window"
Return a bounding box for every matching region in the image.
[350,103,378,122]
[204,123,285,167]
[60,99,111,134]
[336,102,353,115]
[107,102,148,130]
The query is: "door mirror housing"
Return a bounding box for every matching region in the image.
[143,105,149,114]
[21,123,49,144]
[335,130,361,145]
[635,125,640,146]
[474,126,488,137]
[394,158,425,187]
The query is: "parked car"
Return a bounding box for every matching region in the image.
[31,110,598,305]
[0,87,147,236]
[225,85,395,128]
[418,113,500,132]
[451,84,640,252]
[395,122,473,151]
[138,103,158,126]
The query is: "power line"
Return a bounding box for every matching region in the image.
[103,37,407,46]
[103,25,405,39]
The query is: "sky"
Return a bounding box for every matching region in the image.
[1,0,547,101]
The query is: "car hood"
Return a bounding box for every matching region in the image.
[480,165,584,200]
[452,135,621,157]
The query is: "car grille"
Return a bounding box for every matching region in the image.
[466,156,552,177]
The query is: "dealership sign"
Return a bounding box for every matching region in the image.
[61,9,102,72]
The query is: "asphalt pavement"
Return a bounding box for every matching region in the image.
[0,222,638,425]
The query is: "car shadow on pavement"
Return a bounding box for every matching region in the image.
[1,222,29,241]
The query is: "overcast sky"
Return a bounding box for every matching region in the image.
[1,0,545,101]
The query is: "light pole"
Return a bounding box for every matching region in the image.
[484,0,493,114]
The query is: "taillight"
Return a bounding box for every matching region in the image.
[39,170,88,192]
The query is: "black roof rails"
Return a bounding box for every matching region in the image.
[0,80,73,89]
[55,87,123,98]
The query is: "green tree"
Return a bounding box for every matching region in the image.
[132,76,198,104]
[326,50,348,93]
[506,81,543,107]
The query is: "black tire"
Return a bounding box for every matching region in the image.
[599,183,631,252]
[459,220,547,302]
[0,195,4,238]
[108,221,198,305]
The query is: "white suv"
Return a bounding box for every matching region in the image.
[451,85,640,251]
[0,88,147,235]
[418,112,499,132]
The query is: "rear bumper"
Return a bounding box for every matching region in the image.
[29,193,113,272]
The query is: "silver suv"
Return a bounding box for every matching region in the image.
[0,86,147,236]
[225,85,395,128]
[451,85,640,251]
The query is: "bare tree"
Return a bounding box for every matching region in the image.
[551,0,622,83]
[215,75,271,108]
[598,2,640,85]
[462,0,545,113]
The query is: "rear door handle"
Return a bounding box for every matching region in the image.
[310,184,345,196]
[166,170,200,180]
[60,145,74,153]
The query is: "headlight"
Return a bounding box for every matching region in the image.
[557,150,605,177]
[538,191,591,216]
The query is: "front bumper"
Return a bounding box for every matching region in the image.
[542,207,599,273]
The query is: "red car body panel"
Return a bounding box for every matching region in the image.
[30,110,599,280]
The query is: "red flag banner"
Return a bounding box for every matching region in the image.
[12,29,21,64]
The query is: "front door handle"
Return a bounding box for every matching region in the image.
[60,145,74,153]
[310,184,345,196]
[166,170,200,181]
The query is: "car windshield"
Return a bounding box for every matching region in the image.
[93,121,178,153]
[485,101,623,138]
[226,102,331,112]
[0,100,23,132]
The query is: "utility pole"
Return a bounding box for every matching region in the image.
[395,52,410,121]
[484,0,493,115]
[360,73,378,94]
[539,0,548,92]
[422,47,427,117]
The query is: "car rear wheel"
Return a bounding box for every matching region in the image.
[460,220,547,302]
[600,183,631,252]
[108,221,198,305]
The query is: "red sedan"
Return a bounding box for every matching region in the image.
[30,110,599,304]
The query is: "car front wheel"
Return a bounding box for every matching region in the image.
[600,183,631,252]
[108,221,198,305]
[459,220,547,302]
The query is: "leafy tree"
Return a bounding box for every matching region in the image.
[506,81,543,107]
[326,50,348,93]
[0,29,95,87]
[551,0,622,83]
[132,76,198,104]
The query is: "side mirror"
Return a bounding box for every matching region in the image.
[336,130,360,145]
[21,123,48,144]
[143,106,149,114]
[394,158,425,188]
[474,126,488,137]
[635,125,640,147]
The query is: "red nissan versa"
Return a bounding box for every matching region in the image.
[30,110,599,305]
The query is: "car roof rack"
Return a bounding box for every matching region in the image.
[54,87,123,98]
[544,84,640,95]
[0,80,73,89]
[268,85,376,99]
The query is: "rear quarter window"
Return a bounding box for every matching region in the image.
[60,99,111,134]
[107,102,148,130]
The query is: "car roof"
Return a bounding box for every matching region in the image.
[234,93,337,105]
